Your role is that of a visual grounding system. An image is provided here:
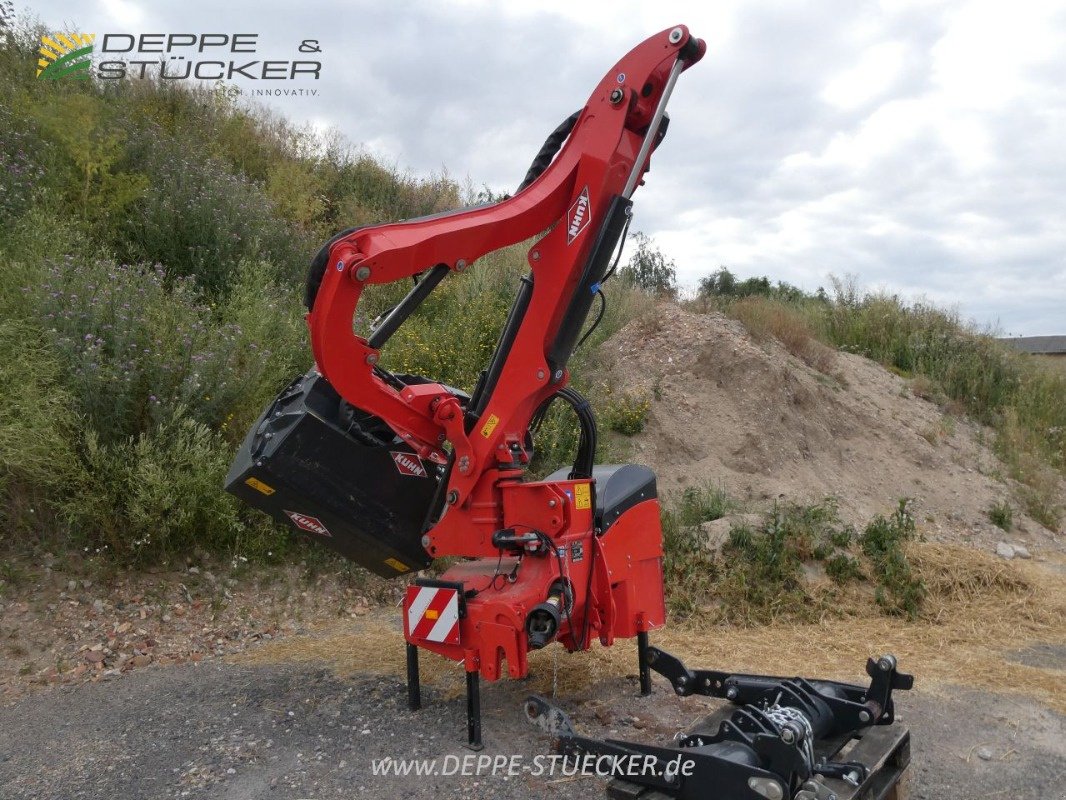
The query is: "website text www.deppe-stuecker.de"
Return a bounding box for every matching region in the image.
[370,752,696,779]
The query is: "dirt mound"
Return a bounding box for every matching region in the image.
[594,305,1062,553]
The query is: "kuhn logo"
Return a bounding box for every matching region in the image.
[566,186,591,245]
[283,510,331,537]
[391,451,428,478]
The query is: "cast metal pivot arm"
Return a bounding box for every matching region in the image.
[306,26,705,521]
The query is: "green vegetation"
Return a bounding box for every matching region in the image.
[0,21,636,564]
[987,500,1013,532]
[660,484,732,618]
[602,393,652,435]
[858,500,925,618]
[619,231,677,297]
[660,490,930,623]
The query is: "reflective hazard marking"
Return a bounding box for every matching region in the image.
[404,585,460,645]
[245,476,275,495]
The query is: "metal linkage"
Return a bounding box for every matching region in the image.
[643,647,913,732]
[526,650,914,800]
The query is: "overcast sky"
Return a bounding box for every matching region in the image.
[25,0,1066,335]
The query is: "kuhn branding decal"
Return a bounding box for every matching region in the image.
[566,186,591,245]
[283,510,331,537]
[391,451,428,478]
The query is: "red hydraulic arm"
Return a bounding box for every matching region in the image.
[307,25,705,550]
[301,26,706,751]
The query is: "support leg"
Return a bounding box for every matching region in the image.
[465,669,484,750]
[406,642,421,711]
[637,631,652,696]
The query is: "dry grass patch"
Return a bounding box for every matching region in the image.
[237,545,1066,714]
[729,296,837,374]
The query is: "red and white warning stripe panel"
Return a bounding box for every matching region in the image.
[405,585,461,645]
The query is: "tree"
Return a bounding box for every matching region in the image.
[698,267,736,297]
[620,231,677,297]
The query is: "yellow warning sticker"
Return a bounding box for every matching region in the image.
[384,557,409,572]
[245,477,275,496]
[480,413,500,438]
[574,482,591,510]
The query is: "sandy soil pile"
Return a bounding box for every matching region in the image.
[594,305,1063,554]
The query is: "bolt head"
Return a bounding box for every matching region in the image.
[354,265,371,281]
[421,535,431,548]
[859,709,872,723]
[531,250,541,261]
[669,27,683,44]
[726,686,739,700]
[455,259,467,272]
[879,656,895,672]
[609,88,624,104]
[335,260,345,272]
[365,353,378,365]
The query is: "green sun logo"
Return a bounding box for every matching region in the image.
[37,33,95,80]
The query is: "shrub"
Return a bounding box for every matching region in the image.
[63,408,285,563]
[117,131,307,293]
[824,552,864,584]
[698,267,810,303]
[619,232,677,297]
[31,257,307,443]
[0,107,47,225]
[859,500,925,618]
[987,500,1013,532]
[603,394,651,435]
[0,319,81,538]
[660,485,729,618]
[995,409,1063,529]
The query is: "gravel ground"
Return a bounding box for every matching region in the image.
[1,658,1062,800]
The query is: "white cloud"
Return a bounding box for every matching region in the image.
[821,41,908,109]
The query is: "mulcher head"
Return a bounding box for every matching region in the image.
[224,370,442,577]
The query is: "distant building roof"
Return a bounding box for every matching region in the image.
[999,336,1066,355]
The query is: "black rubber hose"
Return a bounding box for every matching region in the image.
[517,110,581,192]
[304,225,367,312]
[530,386,597,480]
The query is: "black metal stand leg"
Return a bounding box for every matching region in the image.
[465,669,484,750]
[406,643,421,711]
[637,631,652,696]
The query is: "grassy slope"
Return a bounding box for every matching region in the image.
[0,22,643,565]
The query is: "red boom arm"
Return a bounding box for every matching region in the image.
[307,26,704,548]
